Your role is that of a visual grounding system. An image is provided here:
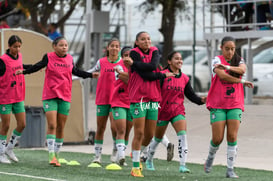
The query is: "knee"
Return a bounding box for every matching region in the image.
[134,130,144,141]
[212,138,223,146]
[47,124,56,132]
[227,134,237,143]
[1,125,10,134]
[17,121,26,131]
[56,125,63,133]
[117,129,126,137]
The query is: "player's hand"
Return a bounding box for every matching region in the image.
[165,72,175,77]
[201,96,207,104]
[214,64,227,70]
[92,72,100,78]
[16,70,23,75]
[244,81,254,88]
[123,57,133,67]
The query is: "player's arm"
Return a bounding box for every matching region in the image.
[117,72,129,84]
[184,81,205,105]
[214,59,246,75]
[0,59,6,76]
[21,54,48,75]
[72,63,94,78]
[130,50,159,71]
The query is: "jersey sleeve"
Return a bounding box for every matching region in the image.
[87,59,101,73]
[72,63,93,78]
[23,54,48,74]
[211,56,221,77]
[130,50,159,72]
[0,59,6,77]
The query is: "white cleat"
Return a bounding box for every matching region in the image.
[226,168,239,178]
[92,156,101,164]
[0,153,11,164]
[6,149,18,162]
[110,149,117,163]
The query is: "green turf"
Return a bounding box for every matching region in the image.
[0,149,272,181]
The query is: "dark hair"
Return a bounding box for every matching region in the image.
[221,36,235,46]
[229,52,242,78]
[50,23,58,29]
[52,36,66,46]
[8,35,22,47]
[134,31,148,48]
[121,46,132,57]
[163,51,180,70]
[106,38,120,56]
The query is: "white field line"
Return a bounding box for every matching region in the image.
[0,171,67,181]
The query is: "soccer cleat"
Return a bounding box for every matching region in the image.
[48,152,55,163]
[92,156,101,164]
[50,157,61,167]
[140,155,147,162]
[167,143,174,161]
[226,168,239,178]
[118,157,125,166]
[139,162,143,171]
[5,149,18,162]
[110,148,117,163]
[204,156,214,173]
[131,167,144,177]
[0,153,11,164]
[145,159,155,171]
[179,165,191,173]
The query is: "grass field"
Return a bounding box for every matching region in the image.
[0,149,272,181]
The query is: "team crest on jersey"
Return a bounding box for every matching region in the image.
[45,103,49,109]
[115,111,119,117]
[134,108,139,115]
[2,106,6,112]
[211,113,216,120]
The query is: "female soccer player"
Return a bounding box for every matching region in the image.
[0,35,31,164]
[145,51,206,173]
[204,36,254,178]
[16,36,96,167]
[111,46,133,166]
[87,38,123,166]
[123,31,173,177]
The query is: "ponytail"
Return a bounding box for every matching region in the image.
[228,52,242,78]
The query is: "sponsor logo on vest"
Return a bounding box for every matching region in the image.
[166,85,183,92]
[12,65,23,71]
[104,68,114,72]
[54,63,71,68]
[118,88,125,93]
[226,86,235,95]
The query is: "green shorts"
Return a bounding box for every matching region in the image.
[43,98,71,115]
[97,105,112,116]
[0,101,25,114]
[157,114,186,126]
[112,107,132,122]
[210,108,242,123]
[130,102,158,121]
